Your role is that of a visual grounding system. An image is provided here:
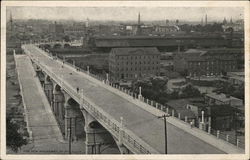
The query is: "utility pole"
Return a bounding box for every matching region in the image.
[68,118,72,154]
[234,111,238,145]
[158,114,170,154]
[93,130,96,154]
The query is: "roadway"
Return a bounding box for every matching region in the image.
[23,44,225,154]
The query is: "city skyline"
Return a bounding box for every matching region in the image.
[7,7,244,22]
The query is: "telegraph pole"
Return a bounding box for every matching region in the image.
[93,130,96,154]
[158,114,170,154]
[69,118,72,154]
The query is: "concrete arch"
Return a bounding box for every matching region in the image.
[43,44,52,50]
[64,43,71,48]
[80,108,120,154]
[45,75,52,83]
[53,43,62,49]
[53,84,62,94]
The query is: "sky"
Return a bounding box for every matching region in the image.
[7,7,244,22]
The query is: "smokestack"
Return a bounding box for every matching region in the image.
[205,14,207,25]
[138,12,141,25]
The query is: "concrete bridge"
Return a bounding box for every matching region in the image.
[22,40,82,49]
[19,43,244,154]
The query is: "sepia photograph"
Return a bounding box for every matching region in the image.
[1,1,249,160]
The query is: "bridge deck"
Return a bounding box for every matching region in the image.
[23,45,227,154]
[14,54,63,143]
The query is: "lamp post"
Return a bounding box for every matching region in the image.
[158,114,170,154]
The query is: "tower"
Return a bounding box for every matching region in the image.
[136,12,141,35]
[205,14,207,25]
[201,17,204,26]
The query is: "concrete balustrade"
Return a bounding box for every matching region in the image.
[185,116,188,122]
[208,126,211,134]
[226,135,229,142]
[178,113,181,119]
[216,130,220,138]
[151,100,153,106]
[172,110,175,117]
[237,139,240,147]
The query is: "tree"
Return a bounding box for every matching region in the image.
[63,35,70,42]
[180,84,201,98]
[6,118,27,152]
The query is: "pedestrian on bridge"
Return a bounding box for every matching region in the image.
[77,87,79,93]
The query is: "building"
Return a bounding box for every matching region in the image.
[222,19,244,32]
[64,25,86,36]
[88,35,229,53]
[154,25,180,34]
[166,98,211,129]
[173,48,243,77]
[49,21,64,35]
[204,92,243,107]
[227,72,244,85]
[109,47,160,82]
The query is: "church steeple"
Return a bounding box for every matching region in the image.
[136,12,141,35]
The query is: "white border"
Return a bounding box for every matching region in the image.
[1,1,249,160]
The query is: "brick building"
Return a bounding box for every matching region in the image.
[109,47,160,82]
[173,48,243,77]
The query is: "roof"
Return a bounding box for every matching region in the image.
[177,48,242,61]
[205,93,242,103]
[110,47,160,56]
[166,98,198,119]
[93,35,227,47]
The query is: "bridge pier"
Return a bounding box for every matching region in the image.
[64,98,78,141]
[53,86,65,119]
[44,76,53,103]
[81,109,116,154]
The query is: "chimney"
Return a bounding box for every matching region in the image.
[205,14,207,25]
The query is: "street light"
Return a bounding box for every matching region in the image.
[158,114,170,154]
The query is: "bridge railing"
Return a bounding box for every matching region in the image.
[23,44,245,150]
[25,47,158,154]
